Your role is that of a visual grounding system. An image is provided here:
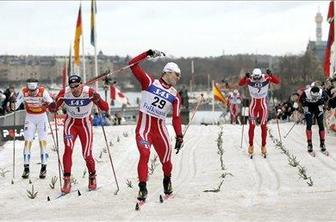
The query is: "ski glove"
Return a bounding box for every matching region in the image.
[147,49,165,58]
[48,102,57,113]
[175,135,184,154]
[92,92,101,103]
[266,69,272,76]
[245,72,251,78]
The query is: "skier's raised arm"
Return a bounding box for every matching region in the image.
[128,50,159,89]
[265,69,280,84]
[238,72,251,86]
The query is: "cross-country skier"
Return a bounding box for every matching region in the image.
[300,83,328,154]
[128,49,183,201]
[14,78,54,179]
[238,68,280,157]
[48,75,109,193]
[228,89,241,124]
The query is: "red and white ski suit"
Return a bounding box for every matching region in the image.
[239,74,280,146]
[129,51,182,183]
[54,86,108,175]
[227,92,241,124]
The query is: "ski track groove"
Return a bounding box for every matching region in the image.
[255,137,281,192]
[289,134,336,182]
[282,124,336,185]
[127,127,205,217]
[174,128,204,193]
[242,124,281,192]
[242,132,262,193]
[259,128,282,191]
[254,134,281,192]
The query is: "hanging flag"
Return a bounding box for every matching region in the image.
[324,0,335,78]
[74,4,82,65]
[61,59,67,90]
[212,83,227,106]
[67,44,72,76]
[110,85,130,105]
[90,0,97,47]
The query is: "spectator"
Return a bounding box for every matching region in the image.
[0,90,6,115]
[2,85,16,114]
[179,85,189,110]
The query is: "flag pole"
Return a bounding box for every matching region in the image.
[82,21,86,82]
[212,80,215,112]
[90,0,99,91]
[94,37,98,91]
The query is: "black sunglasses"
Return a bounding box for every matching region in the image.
[70,84,80,89]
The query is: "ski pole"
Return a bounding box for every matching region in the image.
[182,94,205,136]
[53,113,63,191]
[240,118,245,149]
[85,51,166,85]
[275,109,283,144]
[100,113,119,195]
[47,114,57,151]
[283,117,305,139]
[175,94,204,154]
[11,110,16,184]
[85,55,159,86]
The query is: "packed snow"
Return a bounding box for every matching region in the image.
[0,121,336,221]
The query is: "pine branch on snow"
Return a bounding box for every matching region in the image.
[126,179,133,188]
[268,128,313,186]
[49,176,58,189]
[204,127,233,193]
[0,168,9,177]
[26,185,38,199]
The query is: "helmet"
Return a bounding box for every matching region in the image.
[68,74,82,87]
[26,78,39,91]
[310,86,320,98]
[252,68,262,81]
[162,62,181,75]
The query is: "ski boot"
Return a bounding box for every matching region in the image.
[307,143,313,153]
[61,175,71,194]
[261,146,267,158]
[320,141,326,152]
[21,164,30,179]
[163,176,173,195]
[248,145,254,158]
[307,143,316,157]
[137,182,148,201]
[88,172,97,191]
[320,142,329,155]
[39,164,47,179]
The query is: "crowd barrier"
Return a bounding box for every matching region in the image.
[0,110,26,145]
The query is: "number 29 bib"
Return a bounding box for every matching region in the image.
[140,80,178,120]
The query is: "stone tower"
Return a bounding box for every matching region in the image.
[315,7,323,43]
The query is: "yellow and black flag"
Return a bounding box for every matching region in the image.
[212,83,227,107]
[74,4,82,65]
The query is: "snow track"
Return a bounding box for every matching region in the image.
[1,123,336,221]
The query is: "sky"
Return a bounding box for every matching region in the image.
[0,1,331,58]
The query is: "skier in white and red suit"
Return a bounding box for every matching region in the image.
[15,78,54,179]
[238,68,280,156]
[48,74,109,193]
[227,89,241,124]
[128,49,183,201]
